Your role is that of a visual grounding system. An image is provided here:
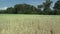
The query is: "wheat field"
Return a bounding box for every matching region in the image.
[0,14,60,34]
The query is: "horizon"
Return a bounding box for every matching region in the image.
[0,0,57,10]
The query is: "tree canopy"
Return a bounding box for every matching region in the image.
[53,0,60,15]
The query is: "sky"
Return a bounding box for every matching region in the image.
[0,0,57,10]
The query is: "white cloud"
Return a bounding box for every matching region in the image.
[0,7,8,10]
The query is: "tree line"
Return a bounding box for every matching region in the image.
[0,0,60,15]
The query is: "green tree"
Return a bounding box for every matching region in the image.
[6,7,15,14]
[0,10,6,14]
[53,0,60,15]
[38,0,52,15]
[14,4,40,14]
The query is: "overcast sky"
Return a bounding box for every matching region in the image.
[0,0,57,10]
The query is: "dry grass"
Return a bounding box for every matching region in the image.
[0,14,60,34]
